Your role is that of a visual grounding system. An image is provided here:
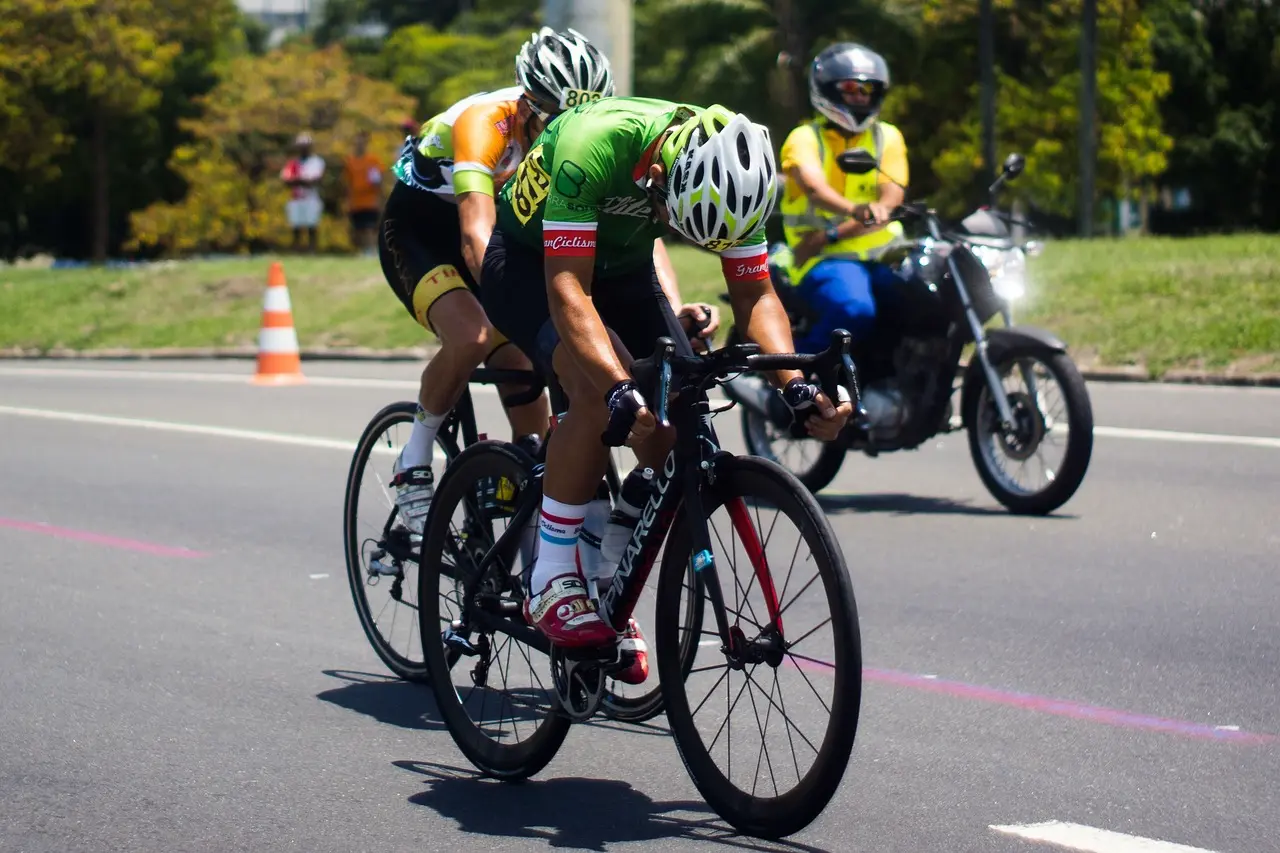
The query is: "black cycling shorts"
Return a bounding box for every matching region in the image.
[479,226,694,381]
[377,181,508,350]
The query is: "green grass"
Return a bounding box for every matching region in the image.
[1019,234,1280,376]
[1,235,1277,377]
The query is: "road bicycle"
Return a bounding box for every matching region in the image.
[343,366,686,721]
[416,330,864,839]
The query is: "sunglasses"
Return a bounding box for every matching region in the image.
[835,80,877,96]
[522,96,556,125]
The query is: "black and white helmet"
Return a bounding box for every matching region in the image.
[809,42,891,133]
[515,27,615,115]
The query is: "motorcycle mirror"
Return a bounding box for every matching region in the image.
[1002,152,1025,179]
[836,149,879,175]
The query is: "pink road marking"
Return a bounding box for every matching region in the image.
[783,655,1274,745]
[0,517,209,558]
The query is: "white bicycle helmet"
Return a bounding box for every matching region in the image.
[661,106,778,251]
[515,27,615,114]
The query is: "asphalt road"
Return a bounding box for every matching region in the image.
[1,360,1278,853]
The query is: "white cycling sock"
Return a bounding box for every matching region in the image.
[401,408,445,468]
[532,496,587,593]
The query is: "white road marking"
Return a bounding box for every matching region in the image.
[4,365,1280,449]
[0,364,500,394]
[990,821,1218,853]
[309,573,329,580]
[1094,424,1280,449]
[0,405,447,462]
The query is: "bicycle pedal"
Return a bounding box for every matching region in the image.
[441,628,480,657]
[369,556,400,577]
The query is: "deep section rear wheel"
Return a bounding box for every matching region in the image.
[419,440,569,780]
[655,455,862,839]
[344,401,458,682]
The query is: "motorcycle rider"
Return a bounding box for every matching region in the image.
[778,42,908,356]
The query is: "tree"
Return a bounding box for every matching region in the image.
[127,44,414,255]
[633,0,921,139]
[0,0,247,261]
[1148,0,1280,232]
[375,24,529,120]
[916,0,1171,224]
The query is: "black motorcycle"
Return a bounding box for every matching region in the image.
[721,150,1094,515]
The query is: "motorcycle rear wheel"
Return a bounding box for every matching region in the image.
[741,405,847,494]
[964,348,1093,515]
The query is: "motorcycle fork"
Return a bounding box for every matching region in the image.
[947,254,1016,430]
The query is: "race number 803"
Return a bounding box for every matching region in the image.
[559,89,603,110]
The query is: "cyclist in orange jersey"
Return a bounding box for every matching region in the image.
[378,28,617,533]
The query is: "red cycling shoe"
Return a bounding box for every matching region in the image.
[611,617,649,685]
[523,573,616,648]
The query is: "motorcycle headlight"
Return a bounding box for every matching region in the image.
[972,245,1027,302]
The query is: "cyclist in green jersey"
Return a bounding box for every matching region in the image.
[479,97,853,677]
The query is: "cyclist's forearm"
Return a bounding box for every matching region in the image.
[727,281,804,388]
[547,266,630,395]
[458,192,496,283]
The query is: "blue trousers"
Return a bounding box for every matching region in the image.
[793,258,899,354]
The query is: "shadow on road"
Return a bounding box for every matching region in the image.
[817,491,1075,519]
[316,669,674,740]
[395,759,833,852]
[316,669,445,731]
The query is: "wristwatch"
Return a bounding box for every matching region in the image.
[825,223,841,244]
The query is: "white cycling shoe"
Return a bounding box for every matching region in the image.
[390,452,434,535]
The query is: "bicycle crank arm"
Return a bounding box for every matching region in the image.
[469,609,551,655]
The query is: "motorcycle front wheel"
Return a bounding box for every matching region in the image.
[963,348,1094,515]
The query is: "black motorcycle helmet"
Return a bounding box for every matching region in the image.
[809,42,891,133]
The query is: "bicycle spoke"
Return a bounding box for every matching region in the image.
[773,666,803,784]
[744,666,821,756]
[785,615,833,652]
[691,667,731,718]
[776,536,805,611]
[784,652,834,715]
[775,570,821,623]
[707,668,753,755]
[745,666,779,798]
[688,661,730,675]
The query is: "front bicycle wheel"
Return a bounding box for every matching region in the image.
[343,402,459,682]
[655,455,862,839]
[419,440,570,780]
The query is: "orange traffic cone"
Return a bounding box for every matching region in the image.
[251,261,306,385]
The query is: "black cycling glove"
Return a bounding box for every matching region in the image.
[781,377,825,438]
[601,379,648,447]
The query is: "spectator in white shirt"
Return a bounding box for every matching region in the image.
[281,132,326,253]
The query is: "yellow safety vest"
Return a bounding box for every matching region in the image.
[780,120,906,282]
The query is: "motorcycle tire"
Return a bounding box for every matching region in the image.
[963,347,1094,516]
[740,405,848,495]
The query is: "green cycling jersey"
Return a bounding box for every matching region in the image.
[495,96,769,276]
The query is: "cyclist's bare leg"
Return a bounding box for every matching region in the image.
[419,289,497,415]
[400,288,501,472]
[485,341,552,442]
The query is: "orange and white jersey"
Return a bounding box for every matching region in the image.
[391,86,534,200]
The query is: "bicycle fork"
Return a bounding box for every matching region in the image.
[683,463,787,669]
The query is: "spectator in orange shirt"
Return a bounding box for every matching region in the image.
[344,132,385,254]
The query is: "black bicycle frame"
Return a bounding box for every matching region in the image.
[457,333,855,657]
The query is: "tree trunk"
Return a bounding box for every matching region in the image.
[91,106,110,263]
[773,0,809,129]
